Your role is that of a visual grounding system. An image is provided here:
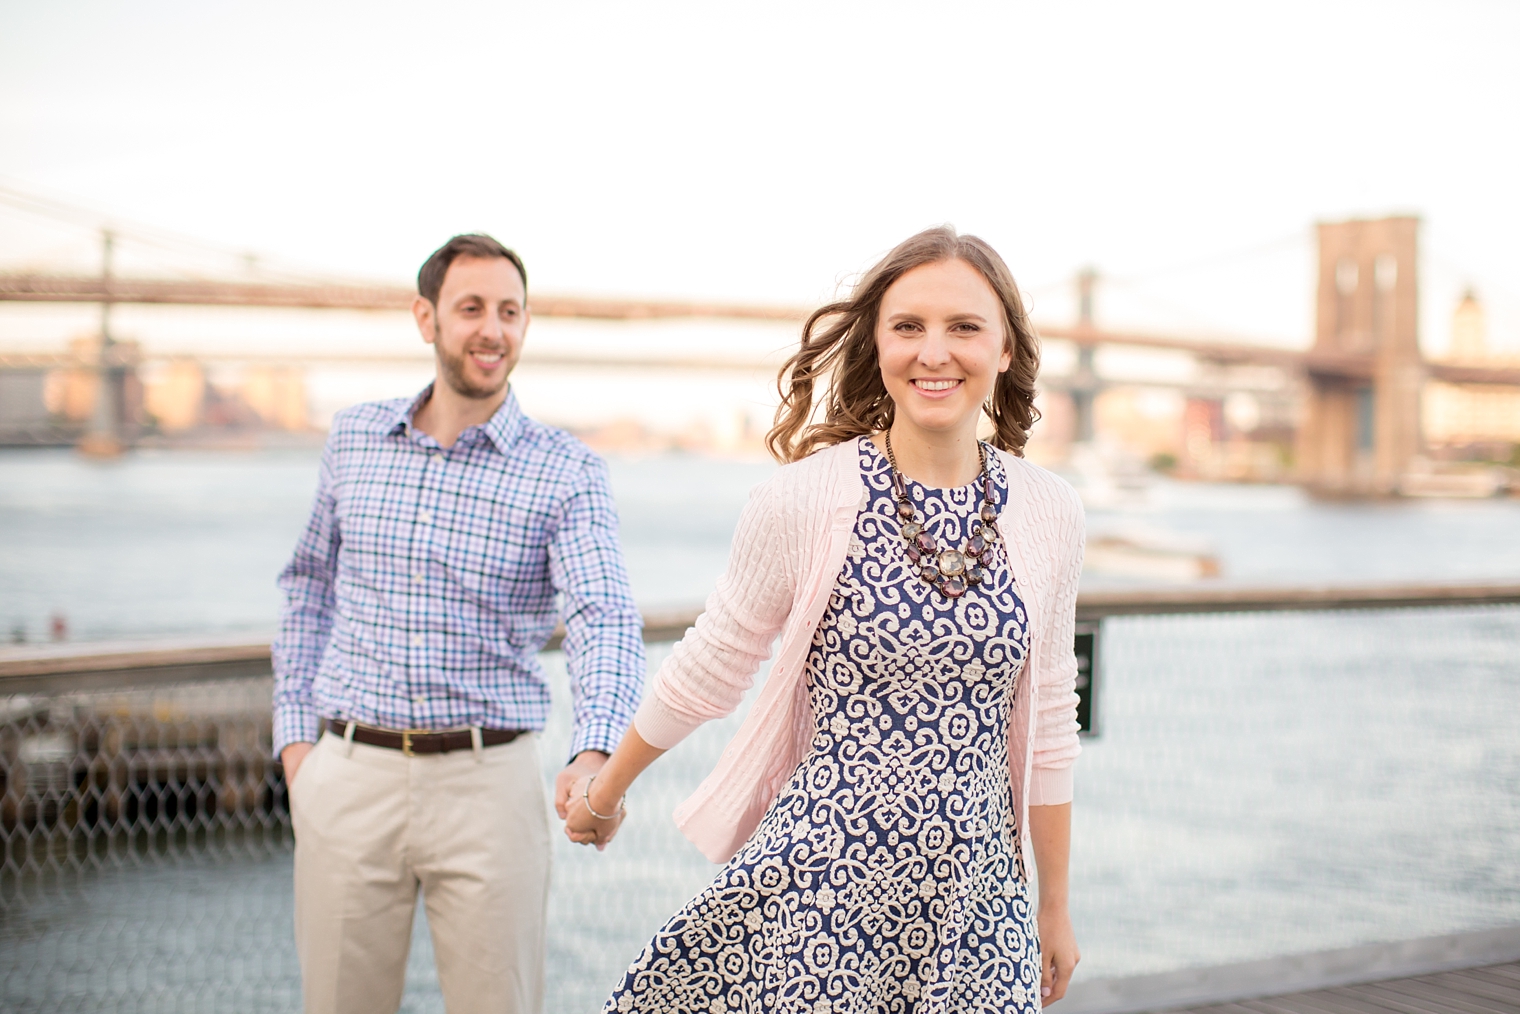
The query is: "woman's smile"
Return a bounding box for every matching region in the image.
[910,377,963,396]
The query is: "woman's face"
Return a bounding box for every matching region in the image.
[875,258,1011,441]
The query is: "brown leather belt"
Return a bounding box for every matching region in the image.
[325,719,523,756]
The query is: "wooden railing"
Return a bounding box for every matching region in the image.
[1071,580,1520,620]
[2,583,1516,696]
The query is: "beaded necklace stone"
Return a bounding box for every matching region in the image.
[883,430,1002,599]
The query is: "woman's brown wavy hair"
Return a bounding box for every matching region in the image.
[766,226,1041,464]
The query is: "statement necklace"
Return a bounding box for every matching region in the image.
[883,431,1002,599]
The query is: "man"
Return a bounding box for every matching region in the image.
[273,234,643,1014]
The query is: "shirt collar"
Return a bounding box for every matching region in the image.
[386,383,526,455]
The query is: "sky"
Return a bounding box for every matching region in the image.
[1,0,1518,351]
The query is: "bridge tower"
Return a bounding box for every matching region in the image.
[77,229,126,457]
[1069,267,1100,443]
[1296,216,1422,494]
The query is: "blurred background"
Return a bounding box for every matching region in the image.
[1,3,1517,1012]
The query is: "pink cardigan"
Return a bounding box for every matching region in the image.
[634,436,1085,864]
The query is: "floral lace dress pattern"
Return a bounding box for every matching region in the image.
[607,438,1038,1014]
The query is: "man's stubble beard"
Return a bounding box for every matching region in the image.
[434,324,511,400]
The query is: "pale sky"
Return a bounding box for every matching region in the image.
[2,0,1518,351]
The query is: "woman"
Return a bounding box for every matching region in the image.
[567,226,1084,1013]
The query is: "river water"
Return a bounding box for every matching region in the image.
[4,446,1520,641]
[1,447,1518,1011]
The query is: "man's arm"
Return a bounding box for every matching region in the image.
[272,440,342,779]
[546,457,645,815]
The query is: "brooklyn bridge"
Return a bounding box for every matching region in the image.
[1,213,1517,496]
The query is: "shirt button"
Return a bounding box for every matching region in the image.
[431,454,444,465]
[418,510,432,524]
[412,695,426,705]
[411,634,424,646]
[411,572,424,583]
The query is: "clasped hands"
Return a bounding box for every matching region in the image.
[554,750,626,851]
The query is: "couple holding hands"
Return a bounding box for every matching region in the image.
[273,227,1084,1014]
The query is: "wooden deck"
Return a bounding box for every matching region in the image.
[1166,961,1520,1014]
[1059,926,1520,1014]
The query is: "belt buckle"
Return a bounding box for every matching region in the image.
[401,730,415,757]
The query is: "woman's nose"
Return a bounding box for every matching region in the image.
[917,328,952,366]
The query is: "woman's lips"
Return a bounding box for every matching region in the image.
[910,378,963,398]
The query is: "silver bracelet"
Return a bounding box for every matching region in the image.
[582,774,625,821]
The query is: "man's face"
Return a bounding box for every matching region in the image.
[413,255,529,400]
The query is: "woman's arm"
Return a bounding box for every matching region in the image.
[1029,802,1079,1003]
[562,475,797,848]
[1027,478,1086,1002]
[563,724,666,848]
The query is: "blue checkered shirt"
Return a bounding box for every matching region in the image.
[272,386,645,760]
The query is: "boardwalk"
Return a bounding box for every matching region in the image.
[1061,927,1520,1014]
[1172,962,1520,1014]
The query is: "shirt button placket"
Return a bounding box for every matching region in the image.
[411,445,438,726]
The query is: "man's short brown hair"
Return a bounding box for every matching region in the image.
[417,234,528,305]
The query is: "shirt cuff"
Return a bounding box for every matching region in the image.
[568,720,622,762]
[273,703,321,759]
[632,692,704,751]
[1027,764,1074,806]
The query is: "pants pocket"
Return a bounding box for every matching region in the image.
[288,734,325,828]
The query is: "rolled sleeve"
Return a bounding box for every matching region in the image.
[549,458,645,760]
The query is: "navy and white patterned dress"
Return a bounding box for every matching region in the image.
[607,438,1038,1014]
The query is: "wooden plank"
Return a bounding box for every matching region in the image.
[0,609,708,693]
[1448,966,1520,990]
[1343,981,1503,1014]
[0,638,272,679]
[1461,966,1520,984]
[1256,990,1406,1014]
[7,582,1517,693]
[1364,978,1517,1014]
[1232,998,1370,1014]
[1413,967,1520,1006]
[1163,964,1520,1014]
[0,637,274,693]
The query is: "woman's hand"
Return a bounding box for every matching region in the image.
[560,723,666,852]
[1029,802,1078,1003]
[1037,904,1080,1004]
[563,774,625,851]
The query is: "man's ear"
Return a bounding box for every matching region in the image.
[413,296,438,344]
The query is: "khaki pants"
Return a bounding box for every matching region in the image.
[290,730,551,1014]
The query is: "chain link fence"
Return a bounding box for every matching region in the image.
[0,679,298,1011]
[3,604,1519,1012]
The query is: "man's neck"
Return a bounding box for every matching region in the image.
[411,379,508,449]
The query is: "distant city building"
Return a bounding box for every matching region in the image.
[1425,291,1520,449]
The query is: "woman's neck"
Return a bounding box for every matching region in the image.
[877,420,983,489]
